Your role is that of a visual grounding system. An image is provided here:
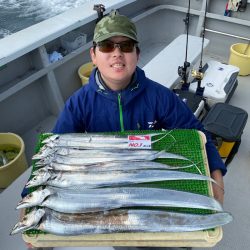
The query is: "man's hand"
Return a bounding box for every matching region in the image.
[211,169,224,205]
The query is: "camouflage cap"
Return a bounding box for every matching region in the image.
[93,10,138,43]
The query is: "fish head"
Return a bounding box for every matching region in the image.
[32,145,55,160]
[32,167,52,175]
[46,141,57,148]
[35,156,53,166]
[16,187,52,209]
[56,147,70,156]
[25,171,51,188]
[42,134,59,144]
[10,208,45,235]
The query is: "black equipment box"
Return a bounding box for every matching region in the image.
[202,102,248,165]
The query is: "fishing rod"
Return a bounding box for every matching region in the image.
[178,0,191,90]
[191,0,208,96]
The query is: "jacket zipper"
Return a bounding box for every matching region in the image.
[118,93,124,132]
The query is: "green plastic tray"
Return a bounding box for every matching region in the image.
[25,129,212,235]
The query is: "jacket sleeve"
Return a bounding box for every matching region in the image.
[159,89,227,176]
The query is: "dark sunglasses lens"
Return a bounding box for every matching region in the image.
[119,41,135,52]
[97,41,135,53]
[98,41,114,52]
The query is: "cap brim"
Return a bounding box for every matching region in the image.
[94,32,138,43]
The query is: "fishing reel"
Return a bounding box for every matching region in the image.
[178,61,190,84]
[191,69,204,81]
[191,69,205,96]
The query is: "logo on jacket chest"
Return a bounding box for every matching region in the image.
[136,120,158,130]
[148,120,158,129]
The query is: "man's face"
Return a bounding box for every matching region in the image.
[90,36,139,91]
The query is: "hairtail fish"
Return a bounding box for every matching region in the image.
[10,208,233,236]
[25,169,217,189]
[32,161,200,174]
[16,186,223,212]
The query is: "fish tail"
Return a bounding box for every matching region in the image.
[151,130,177,145]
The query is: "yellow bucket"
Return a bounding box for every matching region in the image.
[0,133,28,188]
[229,43,250,76]
[78,62,95,85]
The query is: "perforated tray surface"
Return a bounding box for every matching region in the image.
[25,129,212,236]
[22,130,223,248]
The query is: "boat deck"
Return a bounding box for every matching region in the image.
[211,73,250,250]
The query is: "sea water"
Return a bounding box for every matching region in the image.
[0,0,93,39]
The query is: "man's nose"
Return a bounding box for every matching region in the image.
[112,45,123,55]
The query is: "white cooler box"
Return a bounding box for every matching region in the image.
[189,60,239,107]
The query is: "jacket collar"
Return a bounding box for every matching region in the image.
[89,67,147,105]
[95,68,139,91]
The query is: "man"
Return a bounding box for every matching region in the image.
[53,10,226,203]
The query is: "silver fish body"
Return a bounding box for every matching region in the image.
[35,149,190,166]
[32,161,198,174]
[33,146,188,161]
[41,132,182,153]
[42,133,163,150]
[42,132,166,145]
[16,186,223,213]
[43,134,129,144]
[25,169,217,189]
[10,208,233,236]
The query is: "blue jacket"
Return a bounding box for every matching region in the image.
[53,67,226,175]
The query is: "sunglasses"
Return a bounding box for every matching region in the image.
[95,40,137,53]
